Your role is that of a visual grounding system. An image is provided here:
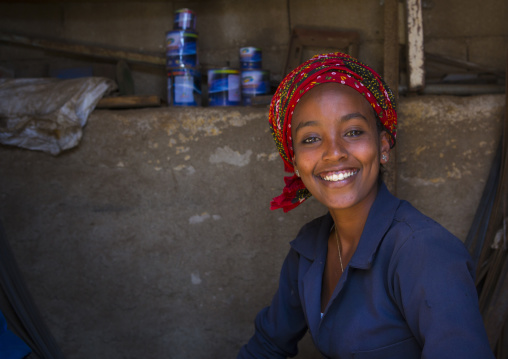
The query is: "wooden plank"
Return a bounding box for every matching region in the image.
[96,95,161,109]
[0,32,165,67]
[405,0,425,91]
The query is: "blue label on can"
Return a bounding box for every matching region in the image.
[166,56,197,68]
[240,60,262,69]
[166,31,198,68]
[208,70,241,106]
[174,75,195,104]
[168,68,201,106]
[241,70,269,95]
[174,8,196,31]
[240,47,262,69]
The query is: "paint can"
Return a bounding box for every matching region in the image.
[166,30,198,68]
[173,8,196,31]
[241,70,270,105]
[207,69,241,106]
[167,68,201,106]
[239,47,262,69]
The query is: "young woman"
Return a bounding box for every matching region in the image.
[238,52,494,358]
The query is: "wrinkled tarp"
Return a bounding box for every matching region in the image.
[0,77,116,155]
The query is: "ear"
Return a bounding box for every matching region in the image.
[292,156,298,172]
[379,131,391,164]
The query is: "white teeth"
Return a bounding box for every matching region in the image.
[322,171,356,182]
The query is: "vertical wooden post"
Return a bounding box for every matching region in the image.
[405,0,425,92]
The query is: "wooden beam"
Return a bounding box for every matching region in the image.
[96,95,161,109]
[0,32,165,67]
[405,0,425,91]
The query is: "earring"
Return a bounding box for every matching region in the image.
[295,169,300,177]
[382,154,389,162]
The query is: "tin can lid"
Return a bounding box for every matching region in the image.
[240,47,261,52]
[175,8,195,14]
[208,68,241,75]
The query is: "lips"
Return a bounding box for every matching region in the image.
[319,169,358,182]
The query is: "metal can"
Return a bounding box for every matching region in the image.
[241,70,269,105]
[239,47,262,69]
[166,30,198,68]
[173,8,196,31]
[167,68,201,106]
[207,69,241,106]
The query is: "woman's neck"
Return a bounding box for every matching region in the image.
[329,184,378,247]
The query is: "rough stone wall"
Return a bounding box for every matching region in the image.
[0,94,504,358]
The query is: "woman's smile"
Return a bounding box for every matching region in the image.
[318,169,358,182]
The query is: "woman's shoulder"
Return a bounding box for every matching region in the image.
[392,200,455,239]
[387,199,470,260]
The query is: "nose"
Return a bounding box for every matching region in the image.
[322,136,347,161]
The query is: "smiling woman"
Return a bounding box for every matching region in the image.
[291,83,388,215]
[237,53,495,359]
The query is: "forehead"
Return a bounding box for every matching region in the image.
[293,83,376,121]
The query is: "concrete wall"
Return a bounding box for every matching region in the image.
[0,0,507,97]
[0,94,505,358]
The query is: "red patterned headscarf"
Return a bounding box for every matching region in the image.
[269,52,397,212]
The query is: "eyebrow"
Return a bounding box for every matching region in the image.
[294,112,369,133]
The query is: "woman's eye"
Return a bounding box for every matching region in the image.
[303,137,319,144]
[345,130,363,137]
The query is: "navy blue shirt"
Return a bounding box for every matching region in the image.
[238,183,494,358]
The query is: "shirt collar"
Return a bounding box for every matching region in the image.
[290,182,400,269]
[349,182,400,269]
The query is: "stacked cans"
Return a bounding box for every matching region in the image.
[166,8,201,106]
[240,47,270,105]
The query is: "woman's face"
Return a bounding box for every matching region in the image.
[291,83,390,213]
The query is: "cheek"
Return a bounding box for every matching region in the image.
[356,140,379,157]
[292,150,313,173]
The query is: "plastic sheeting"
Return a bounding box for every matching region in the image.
[0,77,116,155]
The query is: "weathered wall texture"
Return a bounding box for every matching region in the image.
[0,94,504,358]
[0,0,506,96]
[397,94,504,240]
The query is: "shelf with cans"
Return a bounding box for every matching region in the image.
[165,9,270,107]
